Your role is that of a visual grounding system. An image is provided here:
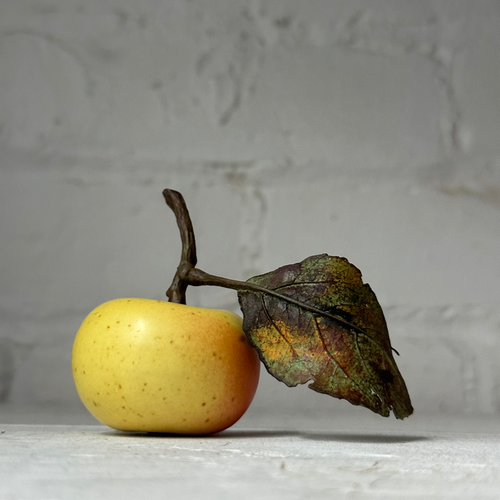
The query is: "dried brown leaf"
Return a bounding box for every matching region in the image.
[238,254,413,419]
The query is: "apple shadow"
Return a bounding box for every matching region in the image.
[213,429,300,439]
[98,429,430,443]
[302,432,431,444]
[99,429,299,439]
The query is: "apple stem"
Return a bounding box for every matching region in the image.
[163,189,369,334]
[164,188,270,303]
[185,268,368,334]
[163,189,197,304]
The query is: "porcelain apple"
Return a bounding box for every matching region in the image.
[72,298,260,435]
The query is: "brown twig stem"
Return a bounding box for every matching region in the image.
[162,188,372,335]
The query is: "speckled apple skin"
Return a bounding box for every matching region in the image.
[72,298,260,435]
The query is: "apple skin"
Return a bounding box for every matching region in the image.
[72,298,260,435]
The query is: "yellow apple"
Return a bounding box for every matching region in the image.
[72,298,260,434]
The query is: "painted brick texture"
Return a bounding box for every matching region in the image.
[0,0,499,418]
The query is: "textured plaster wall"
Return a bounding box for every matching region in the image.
[0,0,499,418]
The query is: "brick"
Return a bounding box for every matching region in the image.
[260,180,500,308]
[0,166,244,317]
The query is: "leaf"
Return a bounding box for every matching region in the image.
[237,254,413,419]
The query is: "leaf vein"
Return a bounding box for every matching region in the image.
[312,316,363,391]
[260,295,316,381]
[352,333,385,406]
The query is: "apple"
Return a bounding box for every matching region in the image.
[72,298,260,435]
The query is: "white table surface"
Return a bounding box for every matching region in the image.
[1,404,499,500]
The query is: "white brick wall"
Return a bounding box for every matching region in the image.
[1,0,499,418]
